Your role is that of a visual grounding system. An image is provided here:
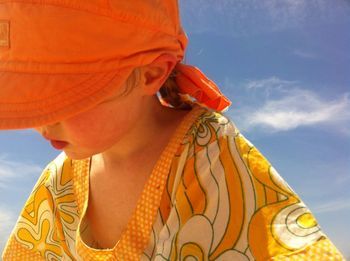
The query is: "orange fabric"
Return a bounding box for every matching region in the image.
[2,107,345,260]
[0,0,231,130]
[175,63,231,111]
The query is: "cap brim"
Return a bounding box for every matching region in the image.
[0,67,134,130]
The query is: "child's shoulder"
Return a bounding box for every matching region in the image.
[39,152,76,190]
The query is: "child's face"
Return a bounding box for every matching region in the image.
[34,80,150,160]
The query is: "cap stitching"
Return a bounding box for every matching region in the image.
[3,0,175,36]
[0,20,10,48]
[0,70,120,107]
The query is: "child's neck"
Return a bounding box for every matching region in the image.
[85,98,192,248]
[91,97,190,177]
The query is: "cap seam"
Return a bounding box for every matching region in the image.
[0,61,125,74]
[0,71,119,107]
[2,0,176,37]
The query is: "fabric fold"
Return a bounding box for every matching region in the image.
[175,63,231,112]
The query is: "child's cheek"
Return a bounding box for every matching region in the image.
[64,105,104,129]
[63,110,109,143]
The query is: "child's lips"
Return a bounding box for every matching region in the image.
[50,140,68,150]
[41,134,68,149]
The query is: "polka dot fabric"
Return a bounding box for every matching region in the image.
[2,235,44,261]
[72,106,206,260]
[2,106,346,260]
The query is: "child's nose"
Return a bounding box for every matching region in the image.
[34,122,59,136]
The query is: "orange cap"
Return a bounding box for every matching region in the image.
[0,0,231,130]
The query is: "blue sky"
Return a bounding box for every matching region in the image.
[0,0,349,258]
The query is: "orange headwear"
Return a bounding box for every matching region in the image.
[0,0,231,130]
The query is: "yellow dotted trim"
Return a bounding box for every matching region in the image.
[72,106,206,260]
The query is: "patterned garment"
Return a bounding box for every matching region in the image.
[2,106,345,261]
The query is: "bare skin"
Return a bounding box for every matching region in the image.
[36,57,190,249]
[86,103,189,248]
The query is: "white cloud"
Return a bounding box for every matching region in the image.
[231,77,350,133]
[313,198,350,214]
[0,207,16,253]
[246,77,296,90]
[0,155,42,187]
[0,155,42,253]
[293,49,319,59]
[248,90,349,131]
[245,77,297,99]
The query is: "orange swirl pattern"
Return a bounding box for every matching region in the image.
[2,110,345,260]
[3,153,81,260]
[144,111,344,261]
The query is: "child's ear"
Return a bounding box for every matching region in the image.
[141,54,176,96]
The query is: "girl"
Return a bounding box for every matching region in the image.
[0,0,345,260]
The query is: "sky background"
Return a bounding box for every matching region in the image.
[0,0,349,258]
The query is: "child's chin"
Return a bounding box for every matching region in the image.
[63,150,93,161]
